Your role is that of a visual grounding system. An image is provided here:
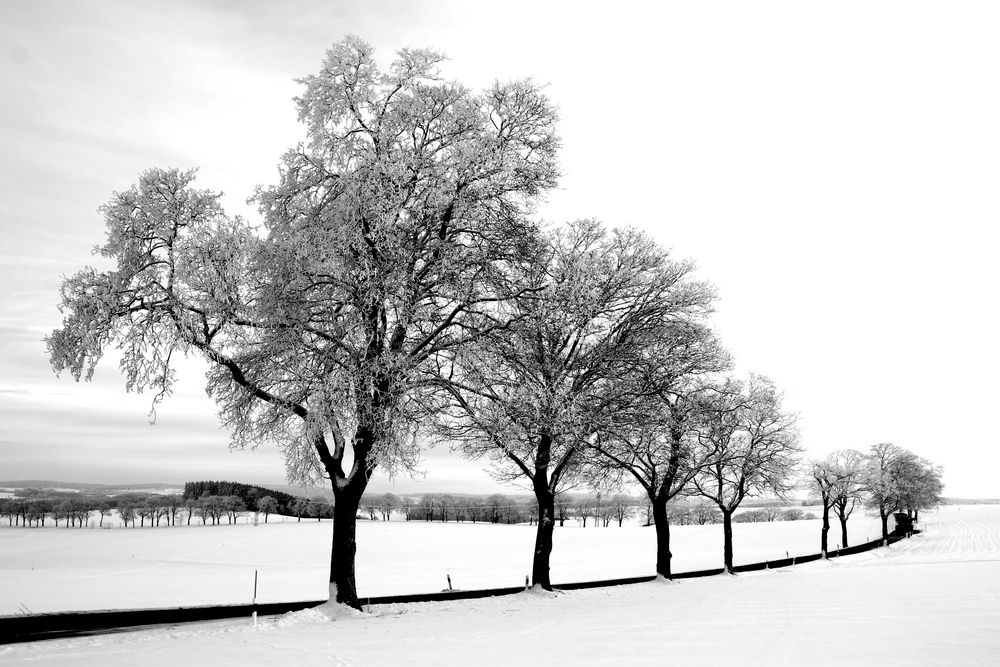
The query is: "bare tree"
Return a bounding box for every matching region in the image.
[46,38,558,609]
[610,494,632,527]
[183,499,198,526]
[135,504,154,528]
[694,375,801,573]
[896,457,944,523]
[690,504,721,525]
[399,495,413,521]
[116,499,136,528]
[257,496,279,523]
[589,374,725,578]
[440,221,705,588]
[866,444,943,538]
[809,457,853,555]
[466,499,487,523]
[666,503,691,526]
[864,442,907,540]
[574,499,593,527]
[554,492,572,527]
[56,500,73,528]
[225,496,246,524]
[828,449,866,547]
[375,493,396,521]
[309,497,331,521]
[292,498,309,523]
[161,494,183,526]
[96,500,113,528]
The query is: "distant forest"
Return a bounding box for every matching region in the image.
[183,481,299,514]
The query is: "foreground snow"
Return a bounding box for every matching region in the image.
[0,511,884,614]
[3,505,999,665]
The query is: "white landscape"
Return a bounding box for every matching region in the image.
[3,2,999,665]
[0,508,884,614]
[3,505,999,665]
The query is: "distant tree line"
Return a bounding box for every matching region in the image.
[0,484,328,528]
[0,491,189,528]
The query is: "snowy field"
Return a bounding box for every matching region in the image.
[4,506,1000,665]
[0,511,885,615]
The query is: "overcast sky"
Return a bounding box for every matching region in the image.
[1,0,998,497]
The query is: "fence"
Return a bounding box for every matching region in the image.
[0,530,919,644]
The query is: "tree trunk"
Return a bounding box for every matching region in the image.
[839,515,849,548]
[652,496,673,578]
[531,485,556,590]
[722,509,735,573]
[820,501,830,556]
[880,509,889,541]
[328,481,367,609]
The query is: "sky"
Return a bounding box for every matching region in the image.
[1,0,998,497]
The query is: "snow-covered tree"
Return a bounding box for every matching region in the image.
[47,37,558,608]
[809,456,857,555]
[827,448,866,547]
[865,443,943,538]
[694,375,801,573]
[257,496,279,523]
[589,373,726,577]
[864,442,906,540]
[439,221,711,588]
[378,493,398,521]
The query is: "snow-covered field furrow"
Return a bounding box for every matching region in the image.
[2,505,999,666]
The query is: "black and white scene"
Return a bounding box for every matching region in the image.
[2,1,999,664]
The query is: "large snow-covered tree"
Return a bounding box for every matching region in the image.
[439,220,712,588]
[47,36,559,609]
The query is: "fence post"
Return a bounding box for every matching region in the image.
[252,569,258,627]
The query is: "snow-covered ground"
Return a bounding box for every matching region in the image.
[0,512,884,614]
[3,505,999,665]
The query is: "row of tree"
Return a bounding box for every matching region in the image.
[46,36,942,608]
[809,443,943,554]
[1,489,829,530]
[0,493,288,527]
